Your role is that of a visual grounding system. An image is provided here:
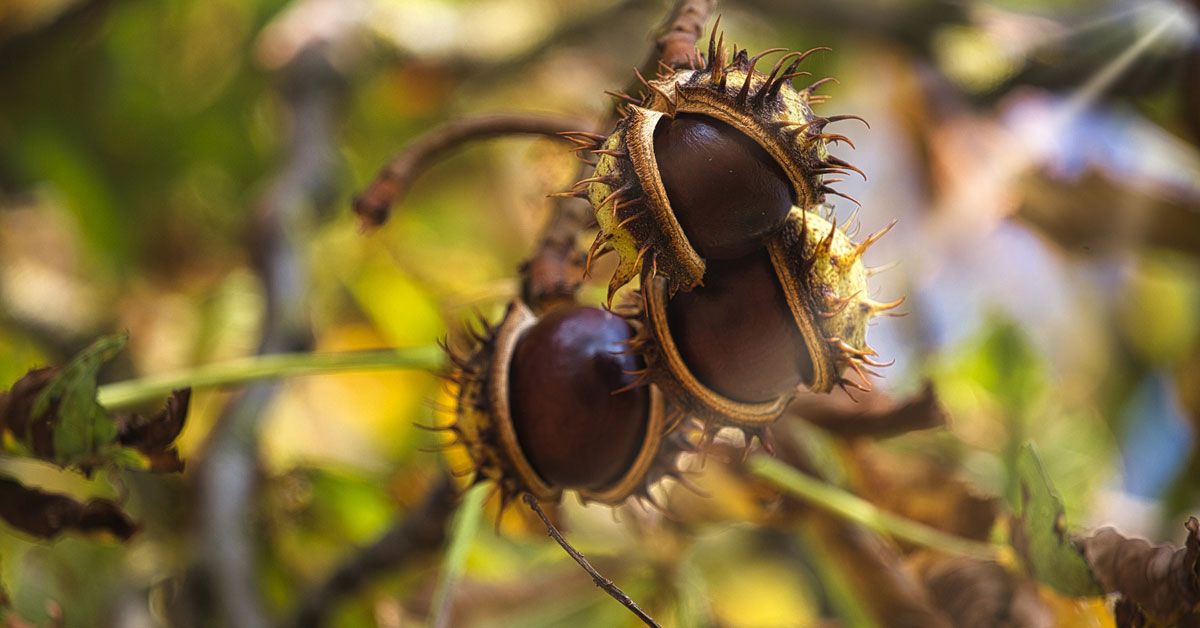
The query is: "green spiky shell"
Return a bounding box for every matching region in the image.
[580,44,865,301]
[447,301,682,507]
[769,206,899,394]
[630,205,899,432]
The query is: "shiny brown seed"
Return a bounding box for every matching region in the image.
[653,114,793,260]
[509,306,649,489]
[666,249,813,403]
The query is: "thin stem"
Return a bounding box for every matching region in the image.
[748,455,999,561]
[522,494,661,628]
[430,482,489,628]
[96,346,444,409]
[353,113,591,229]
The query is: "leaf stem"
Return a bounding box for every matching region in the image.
[430,482,489,628]
[95,346,444,409]
[524,493,661,627]
[748,455,999,561]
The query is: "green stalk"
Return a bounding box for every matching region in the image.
[96,346,444,409]
[430,481,489,628]
[748,455,998,561]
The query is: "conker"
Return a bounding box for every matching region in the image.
[653,114,793,260]
[509,306,648,490]
[635,205,901,431]
[446,301,681,507]
[573,32,867,300]
[666,249,812,403]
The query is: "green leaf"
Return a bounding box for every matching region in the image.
[1012,443,1103,597]
[31,334,128,467]
[430,482,488,628]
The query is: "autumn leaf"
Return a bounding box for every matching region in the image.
[115,388,191,472]
[30,334,127,467]
[1081,517,1200,626]
[0,476,137,541]
[910,553,1053,628]
[0,334,190,473]
[1011,443,1103,597]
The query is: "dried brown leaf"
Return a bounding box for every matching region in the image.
[911,553,1054,628]
[1080,517,1200,626]
[0,476,137,541]
[0,366,59,458]
[115,388,191,472]
[853,444,1000,544]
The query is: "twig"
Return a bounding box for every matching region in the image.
[522,494,662,628]
[291,473,459,628]
[790,381,946,439]
[652,0,715,70]
[519,0,717,313]
[353,113,592,229]
[190,42,346,628]
[96,346,443,409]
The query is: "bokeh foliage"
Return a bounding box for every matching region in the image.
[2,0,1200,626]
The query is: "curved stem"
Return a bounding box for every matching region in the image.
[353,113,591,229]
[96,346,444,409]
[748,455,999,561]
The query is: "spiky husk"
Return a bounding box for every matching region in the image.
[627,205,899,433]
[768,206,901,395]
[444,300,686,508]
[571,31,867,302]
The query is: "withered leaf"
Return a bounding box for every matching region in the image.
[0,476,137,541]
[1,335,190,473]
[0,366,60,458]
[1081,517,1200,626]
[853,444,999,544]
[911,552,1054,628]
[1011,443,1103,597]
[115,388,191,472]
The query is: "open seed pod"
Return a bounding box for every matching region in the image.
[625,205,901,440]
[563,25,867,302]
[443,300,691,509]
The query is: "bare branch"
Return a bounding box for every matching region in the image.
[789,381,947,439]
[190,42,347,628]
[522,494,661,628]
[352,113,592,229]
[652,0,715,71]
[291,474,459,628]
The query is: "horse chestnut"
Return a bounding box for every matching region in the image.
[666,249,812,402]
[566,27,869,301]
[509,306,648,490]
[654,114,793,260]
[446,301,685,507]
[632,205,901,432]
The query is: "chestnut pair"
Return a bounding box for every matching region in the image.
[446,36,899,509]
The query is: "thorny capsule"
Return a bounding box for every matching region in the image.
[440,302,693,510]
[560,22,868,303]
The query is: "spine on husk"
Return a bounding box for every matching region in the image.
[561,24,870,302]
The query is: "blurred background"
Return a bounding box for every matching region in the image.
[1,0,1199,626]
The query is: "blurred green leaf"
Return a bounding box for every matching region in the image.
[431,482,488,627]
[31,334,126,467]
[1013,443,1102,597]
